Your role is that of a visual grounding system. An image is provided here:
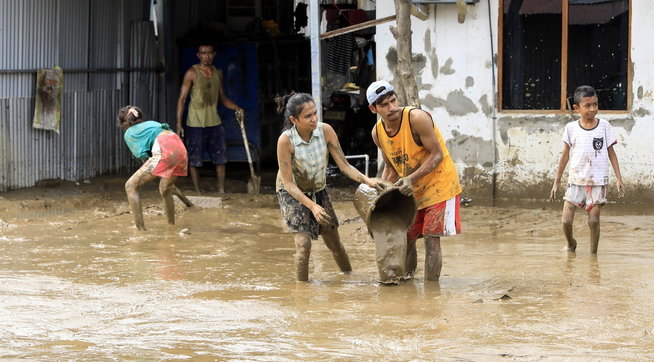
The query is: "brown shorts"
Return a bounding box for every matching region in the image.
[276,189,338,240]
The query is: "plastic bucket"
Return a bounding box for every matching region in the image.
[354,184,417,283]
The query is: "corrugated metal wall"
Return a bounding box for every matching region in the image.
[0,0,156,191]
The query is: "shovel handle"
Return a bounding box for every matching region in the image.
[237,112,257,178]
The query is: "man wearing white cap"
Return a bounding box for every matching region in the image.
[367,80,462,282]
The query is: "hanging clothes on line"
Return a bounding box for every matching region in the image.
[324,8,368,74]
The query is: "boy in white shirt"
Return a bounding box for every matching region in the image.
[549,85,625,254]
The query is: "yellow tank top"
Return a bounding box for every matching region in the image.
[187,65,222,128]
[376,107,462,209]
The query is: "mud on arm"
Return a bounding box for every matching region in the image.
[324,123,380,188]
[607,145,624,198]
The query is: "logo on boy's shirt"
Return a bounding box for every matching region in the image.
[593,137,603,150]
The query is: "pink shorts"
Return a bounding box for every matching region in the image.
[407,195,461,240]
[141,132,188,178]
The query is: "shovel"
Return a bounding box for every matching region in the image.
[236,110,261,194]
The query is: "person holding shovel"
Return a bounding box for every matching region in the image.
[175,44,244,194]
[117,106,193,231]
[367,81,462,282]
[275,92,386,282]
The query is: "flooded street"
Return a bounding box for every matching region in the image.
[1,178,653,360]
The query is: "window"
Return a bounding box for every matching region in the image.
[501,0,630,111]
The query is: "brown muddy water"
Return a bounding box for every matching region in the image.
[0,177,653,360]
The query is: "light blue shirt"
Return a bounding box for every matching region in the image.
[123,120,170,160]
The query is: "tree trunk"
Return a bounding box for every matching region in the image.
[393,0,421,107]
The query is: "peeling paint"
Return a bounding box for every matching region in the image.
[412,54,428,91]
[430,49,439,80]
[479,94,492,116]
[422,94,447,110]
[445,90,478,116]
[386,47,430,91]
[609,117,637,132]
[637,86,643,99]
[440,58,455,75]
[459,166,493,197]
[423,90,478,116]
[447,130,494,166]
[465,76,474,88]
[424,29,431,53]
[386,48,398,85]
[631,108,650,118]
[497,116,568,144]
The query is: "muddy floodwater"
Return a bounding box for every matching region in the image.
[1,177,653,360]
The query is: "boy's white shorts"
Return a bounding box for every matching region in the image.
[563,184,607,212]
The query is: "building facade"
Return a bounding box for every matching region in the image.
[374,0,652,201]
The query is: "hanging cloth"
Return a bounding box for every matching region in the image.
[33,66,63,133]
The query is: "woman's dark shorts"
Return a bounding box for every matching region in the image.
[276,189,339,240]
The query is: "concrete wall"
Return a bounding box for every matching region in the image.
[375,1,654,202]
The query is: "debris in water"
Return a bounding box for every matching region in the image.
[460,197,473,207]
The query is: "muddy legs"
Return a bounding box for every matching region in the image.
[405,239,417,278]
[404,238,442,281]
[588,205,601,254]
[189,165,224,194]
[172,185,193,207]
[562,201,577,252]
[562,202,602,253]
[125,170,188,230]
[125,169,157,231]
[216,164,225,194]
[190,167,200,193]
[424,236,442,281]
[292,229,352,282]
[159,176,178,226]
[322,228,352,273]
[293,233,312,281]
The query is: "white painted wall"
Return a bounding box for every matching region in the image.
[374,0,654,200]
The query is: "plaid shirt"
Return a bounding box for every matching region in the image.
[278,123,328,193]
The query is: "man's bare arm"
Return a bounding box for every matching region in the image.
[175,69,195,136]
[405,109,443,184]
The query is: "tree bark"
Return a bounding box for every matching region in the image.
[393,0,421,107]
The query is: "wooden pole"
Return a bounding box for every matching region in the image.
[393,0,420,107]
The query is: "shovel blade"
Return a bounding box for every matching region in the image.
[247,176,261,195]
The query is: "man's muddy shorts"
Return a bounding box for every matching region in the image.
[276,189,339,240]
[564,184,607,212]
[185,124,227,167]
[407,195,461,240]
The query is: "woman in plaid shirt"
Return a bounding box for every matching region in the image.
[275,92,386,281]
